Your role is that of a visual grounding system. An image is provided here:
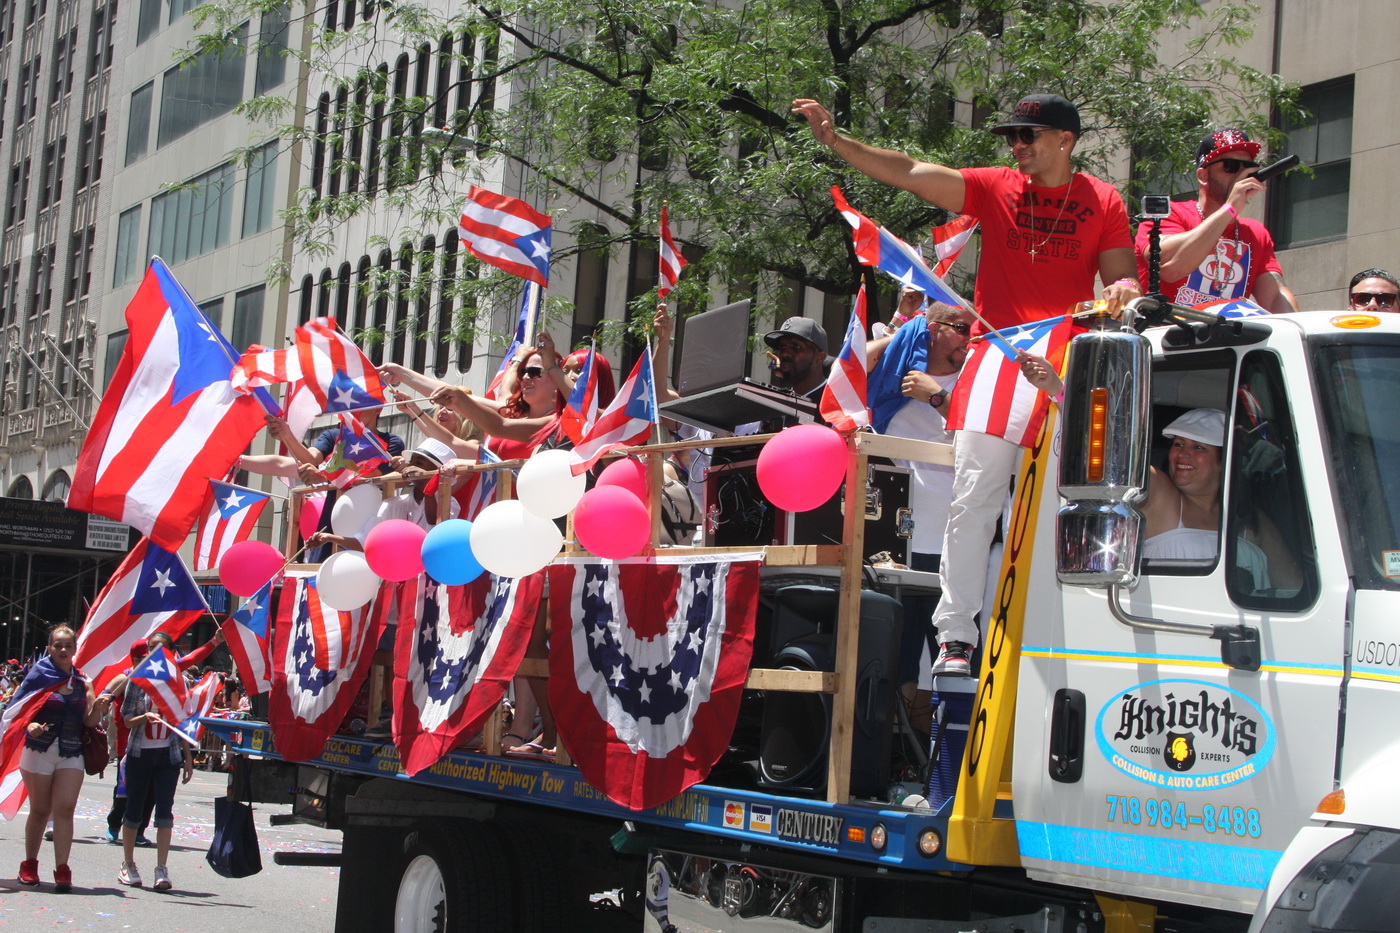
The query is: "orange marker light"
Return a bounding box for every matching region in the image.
[846,826,866,844]
[1087,388,1109,483]
[1316,789,1346,815]
[1331,314,1381,329]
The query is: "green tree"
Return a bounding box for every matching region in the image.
[198,0,1291,336]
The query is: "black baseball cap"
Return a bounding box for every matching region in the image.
[990,93,1081,136]
[763,317,828,355]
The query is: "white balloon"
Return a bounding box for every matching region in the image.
[516,449,588,519]
[470,500,564,578]
[331,483,383,537]
[315,550,381,610]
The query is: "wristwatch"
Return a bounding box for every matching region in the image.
[928,389,948,408]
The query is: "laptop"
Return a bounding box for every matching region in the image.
[661,300,818,433]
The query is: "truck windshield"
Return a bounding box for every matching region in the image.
[1315,338,1400,589]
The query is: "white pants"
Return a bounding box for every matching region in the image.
[932,431,1021,648]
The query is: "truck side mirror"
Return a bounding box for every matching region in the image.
[1055,325,1151,587]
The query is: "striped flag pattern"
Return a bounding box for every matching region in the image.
[222,580,273,694]
[458,186,552,287]
[657,205,686,299]
[0,658,79,820]
[830,186,969,309]
[193,475,271,572]
[560,343,601,444]
[128,645,191,726]
[296,317,385,414]
[931,214,979,278]
[173,670,225,746]
[568,346,658,475]
[945,315,1076,448]
[818,285,870,433]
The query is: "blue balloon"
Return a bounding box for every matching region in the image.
[421,519,485,585]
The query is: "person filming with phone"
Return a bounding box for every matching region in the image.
[1134,128,1299,315]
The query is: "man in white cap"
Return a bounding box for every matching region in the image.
[1133,128,1298,314]
[379,438,460,528]
[792,92,1140,676]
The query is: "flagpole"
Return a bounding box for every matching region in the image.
[208,478,290,501]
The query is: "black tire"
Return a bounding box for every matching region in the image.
[493,820,566,933]
[394,822,509,933]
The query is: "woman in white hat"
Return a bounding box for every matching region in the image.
[1141,408,1228,559]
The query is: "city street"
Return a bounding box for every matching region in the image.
[0,765,342,930]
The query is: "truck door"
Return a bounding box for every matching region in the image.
[1014,343,1343,915]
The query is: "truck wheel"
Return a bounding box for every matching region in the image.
[394,824,507,933]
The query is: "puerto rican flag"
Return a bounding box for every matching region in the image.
[193,474,271,572]
[818,285,870,433]
[322,412,390,490]
[75,538,206,692]
[1192,296,1270,318]
[458,186,552,287]
[0,658,82,820]
[392,573,543,776]
[931,214,978,278]
[222,580,273,694]
[657,205,686,299]
[830,186,969,309]
[487,282,541,397]
[569,346,657,475]
[129,645,190,726]
[69,257,266,551]
[946,315,1077,448]
[297,317,385,415]
[268,572,388,761]
[560,343,601,444]
[458,445,502,521]
[173,670,224,746]
[548,554,761,810]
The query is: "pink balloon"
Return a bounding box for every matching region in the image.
[364,519,427,582]
[299,494,326,539]
[595,457,648,503]
[574,487,651,559]
[219,540,286,597]
[756,424,848,512]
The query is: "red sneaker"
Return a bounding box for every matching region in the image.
[54,863,71,893]
[18,859,39,886]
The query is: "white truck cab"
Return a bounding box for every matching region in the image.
[1006,303,1400,928]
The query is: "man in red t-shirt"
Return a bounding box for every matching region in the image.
[793,93,1138,676]
[1134,128,1298,314]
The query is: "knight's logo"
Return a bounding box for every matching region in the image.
[1163,731,1196,772]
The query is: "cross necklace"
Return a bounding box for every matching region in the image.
[1027,174,1075,261]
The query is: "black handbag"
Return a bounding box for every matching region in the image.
[206,793,263,878]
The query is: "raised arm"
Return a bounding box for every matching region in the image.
[379,362,451,398]
[429,386,553,442]
[792,99,967,212]
[651,303,681,404]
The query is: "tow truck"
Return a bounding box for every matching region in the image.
[205,298,1400,933]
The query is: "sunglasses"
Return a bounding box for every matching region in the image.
[520,366,545,379]
[1351,292,1398,308]
[933,320,972,337]
[1002,127,1052,147]
[1212,158,1259,174]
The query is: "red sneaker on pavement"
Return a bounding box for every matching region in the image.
[18,859,39,886]
[54,863,71,893]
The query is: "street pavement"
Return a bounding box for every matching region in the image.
[0,764,343,930]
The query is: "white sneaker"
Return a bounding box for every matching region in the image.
[118,861,142,887]
[153,865,171,891]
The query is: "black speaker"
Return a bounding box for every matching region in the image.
[757,586,902,798]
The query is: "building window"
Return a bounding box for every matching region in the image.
[39,137,65,210]
[6,158,29,227]
[137,0,162,41]
[232,286,264,355]
[41,470,70,502]
[103,329,128,386]
[126,82,154,165]
[75,115,105,191]
[29,245,55,315]
[7,476,34,499]
[113,205,143,286]
[150,162,236,265]
[51,27,75,97]
[1271,78,1353,248]
[88,3,115,76]
[255,4,289,95]
[158,24,246,147]
[169,0,197,24]
[65,225,94,302]
[572,224,610,349]
[242,141,278,236]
